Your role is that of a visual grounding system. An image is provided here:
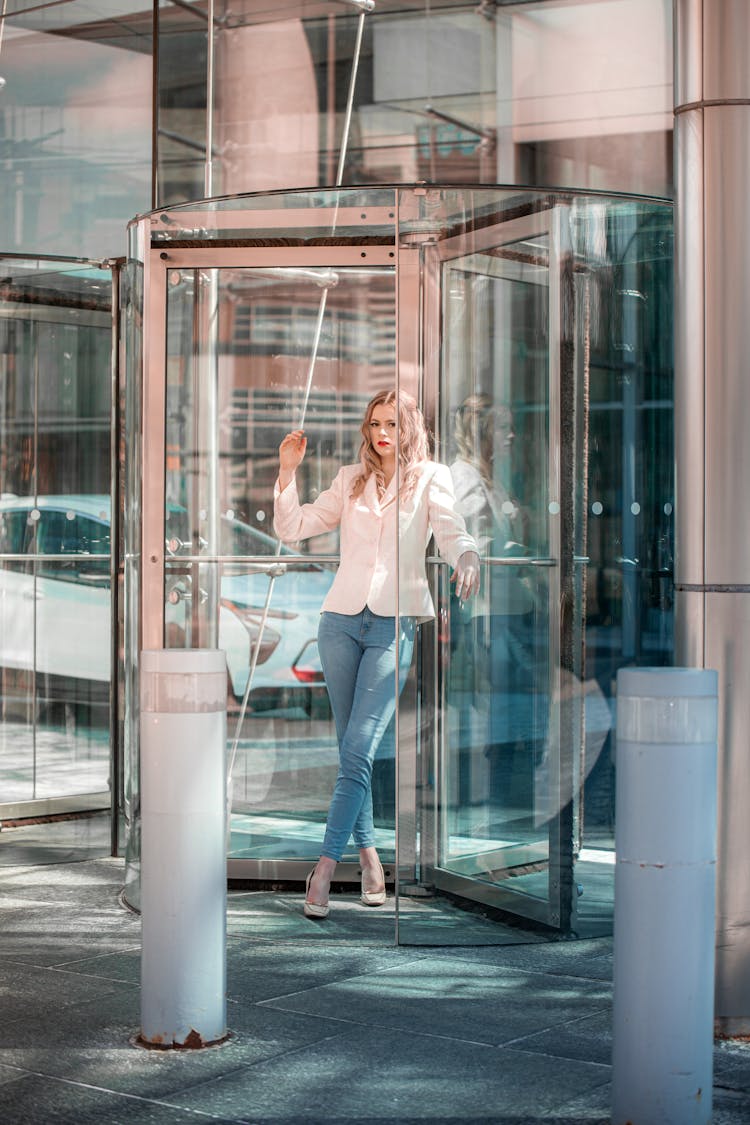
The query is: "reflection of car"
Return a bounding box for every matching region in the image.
[0,496,335,712]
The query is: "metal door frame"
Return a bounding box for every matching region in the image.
[142,241,398,652]
[139,213,399,885]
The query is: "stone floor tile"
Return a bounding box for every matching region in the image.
[226,892,399,944]
[0,1064,30,1089]
[429,938,613,982]
[0,987,346,1104]
[258,954,610,1047]
[0,960,134,1026]
[164,1023,612,1122]
[52,945,141,984]
[226,939,424,1005]
[548,1078,612,1122]
[714,1037,750,1091]
[0,1073,246,1125]
[502,1011,612,1066]
[712,1085,750,1125]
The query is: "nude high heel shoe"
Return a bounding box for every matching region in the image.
[360,860,386,907]
[304,868,330,919]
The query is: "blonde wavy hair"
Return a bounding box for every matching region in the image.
[350,389,431,499]
[454,393,497,485]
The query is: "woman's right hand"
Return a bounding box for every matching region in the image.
[278,430,307,490]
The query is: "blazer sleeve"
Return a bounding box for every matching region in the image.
[273,468,345,543]
[426,463,479,567]
[450,460,493,553]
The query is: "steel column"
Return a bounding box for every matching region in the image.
[674,0,750,1033]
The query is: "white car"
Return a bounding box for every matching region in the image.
[0,495,334,713]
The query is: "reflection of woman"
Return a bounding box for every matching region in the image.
[450,394,538,759]
[451,396,526,579]
[275,390,479,918]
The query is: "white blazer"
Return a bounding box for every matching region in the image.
[274,461,477,620]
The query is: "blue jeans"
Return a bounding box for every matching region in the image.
[317,608,415,862]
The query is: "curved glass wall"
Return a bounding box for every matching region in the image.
[124,185,673,940]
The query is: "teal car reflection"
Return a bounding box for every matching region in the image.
[0,495,334,712]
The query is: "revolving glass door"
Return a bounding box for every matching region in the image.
[125,187,601,936]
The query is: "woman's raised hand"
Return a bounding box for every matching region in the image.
[279,430,307,471]
[278,431,307,489]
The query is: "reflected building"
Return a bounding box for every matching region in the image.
[0,0,746,1031]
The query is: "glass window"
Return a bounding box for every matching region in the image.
[0,509,27,554]
[155,0,673,205]
[36,510,110,557]
[0,3,152,257]
[0,259,114,815]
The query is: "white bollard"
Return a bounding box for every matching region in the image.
[139,649,228,1048]
[612,667,718,1125]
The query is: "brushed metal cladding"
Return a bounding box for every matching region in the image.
[674,110,705,588]
[674,0,704,109]
[704,0,750,102]
[705,592,750,1030]
[674,589,705,667]
[704,105,750,584]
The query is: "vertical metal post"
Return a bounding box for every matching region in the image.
[674,0,750,1033]
[197,269,221,649]
[109,259,123,858]
[619,214,640,664]
[326,13,337,185]
[205,0,215,198]
[139,649,228,1049]
[612,667,717,1125]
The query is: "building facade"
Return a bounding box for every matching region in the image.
[0,0,744,1026]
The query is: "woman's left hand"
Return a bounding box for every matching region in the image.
[451,550,481,602]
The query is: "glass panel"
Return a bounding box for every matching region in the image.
[574,200,675,928]
[156,2,672,204]
[396,211,566,941]
[0,5,152,256]
[156,0,209,206]
[0,260,113,813]
[0,506,111,805]
[150,187,398,244]
[162,263,398,870]
[443,238,554,868]
[31,550,110,798]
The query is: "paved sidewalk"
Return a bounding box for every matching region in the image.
[1,816,748,1124]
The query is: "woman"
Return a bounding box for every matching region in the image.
[274,389,479,917]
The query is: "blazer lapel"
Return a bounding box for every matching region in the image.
[380,474,398,510]
[362,472,382,514]
[361,470,399,514]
